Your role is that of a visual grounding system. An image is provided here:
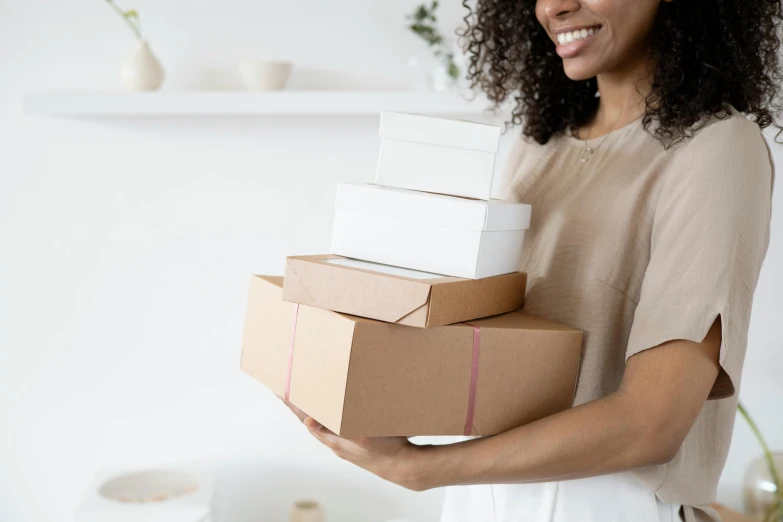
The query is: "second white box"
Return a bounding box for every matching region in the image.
[330,183,531,279]
[375,112,501,200]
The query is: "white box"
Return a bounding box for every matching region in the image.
[330,183,531,279]
[375,112,501,200]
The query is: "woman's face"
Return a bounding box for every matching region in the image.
[535,0,665,81]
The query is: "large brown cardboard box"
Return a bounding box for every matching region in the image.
[241,276,583,437]
[282,254,527,328]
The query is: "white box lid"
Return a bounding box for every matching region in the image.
[335,183,531,232]
[379,112,501,153]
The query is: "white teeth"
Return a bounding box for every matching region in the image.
[557,27,598,45]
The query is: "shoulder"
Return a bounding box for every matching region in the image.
[665,106,774,190]
[672,106,770,163]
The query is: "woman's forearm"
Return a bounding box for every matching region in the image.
[412,330,724,491]
[415,388,671,489]
[288,324,720,493]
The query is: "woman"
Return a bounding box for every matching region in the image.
[283,1,779,521]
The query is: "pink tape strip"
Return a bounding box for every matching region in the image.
[284,304,300,402]
[463,323,481,436]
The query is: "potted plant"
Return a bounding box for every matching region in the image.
[104,0,165,91]
[406,1,461,91]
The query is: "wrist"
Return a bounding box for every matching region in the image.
[396,443,446,491]
[401,441,465,491]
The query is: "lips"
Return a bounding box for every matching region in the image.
[553,25,602,58]
[555,25,601,45]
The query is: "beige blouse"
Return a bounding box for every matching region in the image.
[502,106,775,522]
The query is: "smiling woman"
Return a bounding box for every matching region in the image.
[460,0,783,147]
[284,2,781,522]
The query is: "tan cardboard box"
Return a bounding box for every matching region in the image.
[241,275,583,437]
[282,255,527,328]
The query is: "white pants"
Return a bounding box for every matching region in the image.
[440,472,681,522]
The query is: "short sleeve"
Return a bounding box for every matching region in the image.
[625,115,774,399]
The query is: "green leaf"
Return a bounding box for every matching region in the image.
[410,23,430,36]
[448,61,460,80]
[410,23,441,45]
[124,9,138,20]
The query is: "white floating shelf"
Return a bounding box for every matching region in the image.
[24,90,497,117]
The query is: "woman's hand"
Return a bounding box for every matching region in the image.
[278,396,431,491]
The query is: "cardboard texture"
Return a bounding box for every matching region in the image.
[376,112,501,200]
[282,255,527,328]
[241,276,583,437]
[331,183,532,279]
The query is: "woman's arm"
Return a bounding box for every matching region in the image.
[286,317,722,491]
[415,317,722,488]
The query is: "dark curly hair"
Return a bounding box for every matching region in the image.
[459,0,783,148]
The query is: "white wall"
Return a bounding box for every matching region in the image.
[0,1,780,521]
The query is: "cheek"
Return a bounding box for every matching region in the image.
[571,0,658,73]
[609,1,660,50]
[534,2,546,29]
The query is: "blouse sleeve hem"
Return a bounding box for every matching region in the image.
[625,302,736,399]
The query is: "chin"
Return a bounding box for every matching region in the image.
[562,62,599,82]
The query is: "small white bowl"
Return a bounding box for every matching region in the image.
[239,60,293,91]
[75,467,214,522]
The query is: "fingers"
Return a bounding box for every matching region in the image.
[275,394,345,454]
[304,417,338,438]
[304,417,344,450]
[275,392,308,422]
[303,416,322,431]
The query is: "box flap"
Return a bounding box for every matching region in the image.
[289,302,356,435]
[240,275,296,399]
[379,112,500,153]
[283,255,433,323]
[427,272,526,326]
[335,183,530,232]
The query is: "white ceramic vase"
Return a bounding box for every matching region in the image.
[121,40,165,91]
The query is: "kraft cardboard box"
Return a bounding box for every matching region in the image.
[241,275,583,437]
[283,255,527,328]
[331,183,532,279]
[376,112,501,200]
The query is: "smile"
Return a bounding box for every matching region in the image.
[556,26,600,46]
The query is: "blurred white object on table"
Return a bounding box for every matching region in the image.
[289,499,325,522]
[75,466,214,522]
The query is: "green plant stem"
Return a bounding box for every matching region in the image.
[106,0,141,40]
[738,402,783,507]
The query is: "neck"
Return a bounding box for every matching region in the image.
[591,56,653,131]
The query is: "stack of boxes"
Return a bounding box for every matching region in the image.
[241,112,584,437]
